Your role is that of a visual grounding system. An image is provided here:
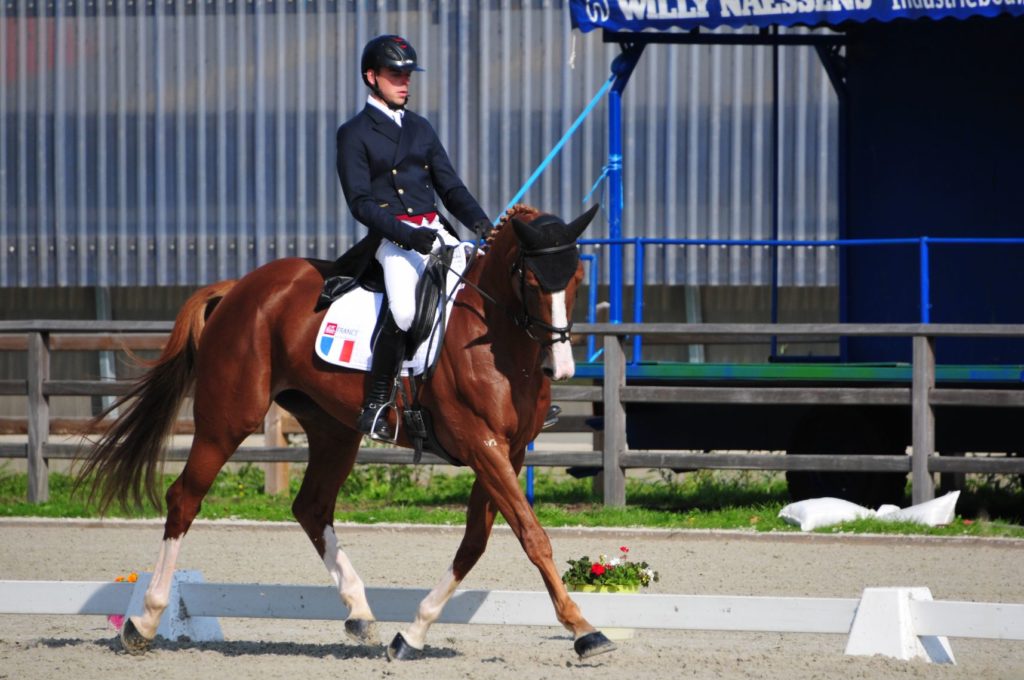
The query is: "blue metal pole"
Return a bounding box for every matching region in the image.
[526,441,535,506]
[632,239,644,363]
[580,253,599,360]
[919,237,931,323]
[608,89,624,324]
[607,46,644,326]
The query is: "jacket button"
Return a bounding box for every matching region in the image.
[406,207,414,214]
[397,188,404,195]
[391,169,397,175]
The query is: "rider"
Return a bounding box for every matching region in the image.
[337,34,492,440]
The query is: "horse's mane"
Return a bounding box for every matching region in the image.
[482,204,542,252]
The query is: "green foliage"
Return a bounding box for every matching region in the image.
[0,463,1021,537]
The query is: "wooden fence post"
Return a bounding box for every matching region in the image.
[27,332,50,503]
[263,404,290,495]
[911,334,936,505]
[601,333,626,507]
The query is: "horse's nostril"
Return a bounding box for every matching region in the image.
[542,366,554,378]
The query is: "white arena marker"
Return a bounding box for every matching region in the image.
[845,587,955,664]
[126,571,224,643]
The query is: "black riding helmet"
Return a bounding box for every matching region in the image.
[361,34,424,87]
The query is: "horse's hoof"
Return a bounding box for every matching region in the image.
[119,617,152,655]
[344,618,380,646]
[385,632,420,662]
[574,631,616,659]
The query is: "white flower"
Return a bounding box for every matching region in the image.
[609,558,621,567]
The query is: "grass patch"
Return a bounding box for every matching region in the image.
[0,464,1021,538]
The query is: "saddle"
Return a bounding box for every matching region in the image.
[315,244,465,466]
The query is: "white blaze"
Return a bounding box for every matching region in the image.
[547,290,575,380]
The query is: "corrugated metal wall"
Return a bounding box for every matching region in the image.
[1,0,838,288]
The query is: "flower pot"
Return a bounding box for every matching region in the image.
[568,583,639,640]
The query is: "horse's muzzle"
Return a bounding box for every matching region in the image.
[542,342,576,381]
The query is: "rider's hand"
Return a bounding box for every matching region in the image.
[407,227,437,255]
[471,218,493,240]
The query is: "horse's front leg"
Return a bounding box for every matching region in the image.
[475,450,613,659]
[388,478,497,660]
[466,446,614,659]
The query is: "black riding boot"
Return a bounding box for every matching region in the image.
[357,317,406,440]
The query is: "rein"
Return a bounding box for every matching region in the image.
[426,240,577,347]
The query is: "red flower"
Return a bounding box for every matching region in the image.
[590,563,606,576]
[620,546,629,554]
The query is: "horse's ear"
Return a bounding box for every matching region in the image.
[567,204,600,239]
[511,217,532,243]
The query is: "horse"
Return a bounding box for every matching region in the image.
[75,203,614,661]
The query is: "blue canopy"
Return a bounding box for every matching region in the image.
[569,0,1024,32]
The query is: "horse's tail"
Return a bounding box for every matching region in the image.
[75,280,238,514]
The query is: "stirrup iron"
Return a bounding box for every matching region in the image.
[366,382,400,443]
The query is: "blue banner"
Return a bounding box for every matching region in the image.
[569,0,1024,32]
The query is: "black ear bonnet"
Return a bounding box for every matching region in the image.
[511,205,599,292]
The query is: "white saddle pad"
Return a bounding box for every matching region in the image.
[315,243,472,376]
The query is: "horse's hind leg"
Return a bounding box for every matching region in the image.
[388,477,497,660]
[289,408,378,646]
[119,427,248,653]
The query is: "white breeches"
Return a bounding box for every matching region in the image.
[376,217,459,331]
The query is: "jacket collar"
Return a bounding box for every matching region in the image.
[363,105,399,142]
[362,104,420,165]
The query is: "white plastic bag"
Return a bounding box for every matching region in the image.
[875,490,960,526]
[778,497,875,531]
[778,491,961,531]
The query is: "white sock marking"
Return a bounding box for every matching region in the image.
[322,526,374,621]
[132,536,181,640]
[402,564,462,650]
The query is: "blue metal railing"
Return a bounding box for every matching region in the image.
[577,235,1024,364]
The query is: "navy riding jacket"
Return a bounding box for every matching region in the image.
[336,104,487,250]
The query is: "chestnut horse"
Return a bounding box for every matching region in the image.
[76,204,613,660]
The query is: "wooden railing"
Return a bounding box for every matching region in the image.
[2,320,1023,506]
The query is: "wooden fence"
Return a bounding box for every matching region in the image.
[2,320,1023,506]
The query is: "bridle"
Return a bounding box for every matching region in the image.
[509,242,578,347]
[427,240,579,348]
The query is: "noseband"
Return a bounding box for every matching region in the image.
[510,242,578,347]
